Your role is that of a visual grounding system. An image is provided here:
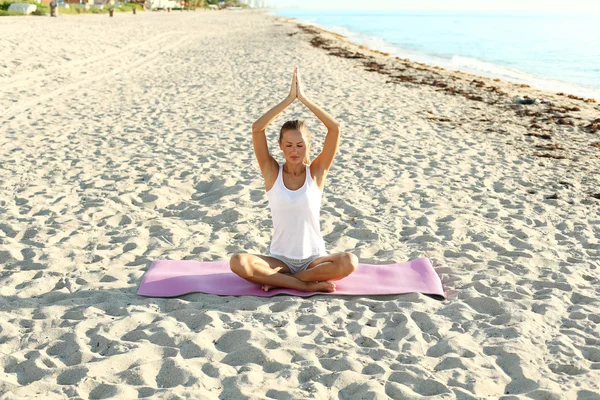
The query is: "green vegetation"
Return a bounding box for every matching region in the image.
[61,3,143,14]
[58,6,106,14]
[0,0,143,16]
[204,0,245,6]
[0,0,48,15]
[0,0,242,15]
[119,3,142,11]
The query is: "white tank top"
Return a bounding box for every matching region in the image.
[266,163,327,259]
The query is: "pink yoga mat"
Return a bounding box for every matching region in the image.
[137,257,446,298]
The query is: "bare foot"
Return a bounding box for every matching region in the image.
[261,280,336,293]
[306,281,336,293]
[261,272,292,292]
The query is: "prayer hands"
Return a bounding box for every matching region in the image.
[296,67,306,101]
[287,67,307,102]
[288,67,298,100]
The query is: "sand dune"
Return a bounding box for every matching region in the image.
[0,10,599,399]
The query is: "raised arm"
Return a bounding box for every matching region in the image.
[252,68,298,175]
[296,68,340,171]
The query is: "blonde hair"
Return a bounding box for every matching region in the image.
[279,120,311,165]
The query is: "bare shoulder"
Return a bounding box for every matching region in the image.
[310,160,328,191]
[263,159,280,192]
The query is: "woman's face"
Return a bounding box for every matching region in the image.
[279,129,308,164]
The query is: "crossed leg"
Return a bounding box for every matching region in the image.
[230,253,336,293]
[295,252,359,282]
[230,252,358,292]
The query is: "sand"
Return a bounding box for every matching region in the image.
[1,10,599,399]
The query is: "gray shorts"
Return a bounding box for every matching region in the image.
[268,252,326,274]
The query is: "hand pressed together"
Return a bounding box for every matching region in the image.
[296,67,306,101]
[288,67,298,100]
[287,67,307,102]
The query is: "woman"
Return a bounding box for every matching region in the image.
[230,67,358,293]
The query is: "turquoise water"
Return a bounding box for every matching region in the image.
[276,10,600,99]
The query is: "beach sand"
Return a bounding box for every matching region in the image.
[1,10,599,399]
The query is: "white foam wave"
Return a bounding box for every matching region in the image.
[450,56,529,81]
[448,55,600,99]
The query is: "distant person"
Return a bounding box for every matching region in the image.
[49,0,58,16]
[230,67,358,292]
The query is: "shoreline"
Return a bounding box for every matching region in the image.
[272,13,600,102]
[272,13,600,169]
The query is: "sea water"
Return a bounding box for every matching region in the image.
[276,10,600,100]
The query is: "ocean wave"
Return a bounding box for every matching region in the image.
[449,56,530,81]
[448,56,600,99]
